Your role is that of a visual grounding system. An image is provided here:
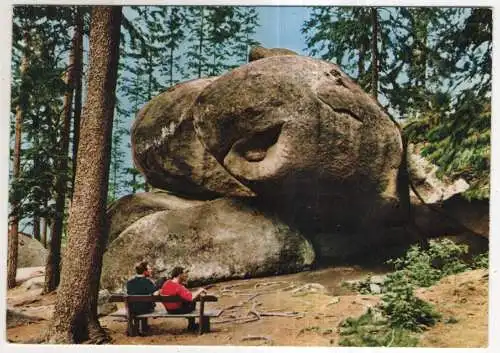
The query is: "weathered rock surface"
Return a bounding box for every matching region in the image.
[131,77,254,198]
[107,191,206,245]
[15,266,45,285]
[97,289,118,317]
[20,276,44,291]
[101,198,315,291]
[408,144,469,203]
[412,194,489,242]
[248,46,298,61]
[192,55,403,230]
[18,234,47,268]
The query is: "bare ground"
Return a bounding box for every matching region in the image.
[6,267,488,347]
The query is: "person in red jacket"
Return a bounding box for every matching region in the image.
[160,266,206,313]
[160,266,206,331]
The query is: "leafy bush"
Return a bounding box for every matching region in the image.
[381,271,441,331]
[339,239,486,346]
[472,251,489,269]
[387,238,470,287]
[339,308,418,347]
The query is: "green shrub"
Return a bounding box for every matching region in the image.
[338,239,479,346]
[472,252,489,269]
[387,238,470,287]
[339,308,418,347]
[381,271,441,331]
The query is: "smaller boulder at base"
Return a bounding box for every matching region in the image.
[101,198,315,291]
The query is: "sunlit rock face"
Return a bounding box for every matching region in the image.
[101,198,315,291]
[192,56,403,231]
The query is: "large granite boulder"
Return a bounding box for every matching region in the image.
[131,77,254,199]
[18,234,47,268]
[101,198,315,291]
[192,55,403,230]
[107,191,205,245]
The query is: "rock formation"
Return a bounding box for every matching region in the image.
[18,234,47,268]
[101,50,487,291]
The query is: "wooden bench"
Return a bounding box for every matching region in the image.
[109,294,220,336]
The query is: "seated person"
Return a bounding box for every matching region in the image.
[160,266,207,331]
[126,260,158,315]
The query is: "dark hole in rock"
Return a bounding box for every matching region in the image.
[233,123,284,162]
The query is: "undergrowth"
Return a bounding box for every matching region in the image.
[339,239,488,347]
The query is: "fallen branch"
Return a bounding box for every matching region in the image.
[243,293,261,302]
[254,281,285,289]
[260,311,301,317]
[219,304,243,316]
[213,316,260,324]
[221,283,246,291]
[241,335,272,342]
[248,302,261,320]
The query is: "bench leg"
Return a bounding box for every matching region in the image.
[127,318,139,337]
[200,316,210,334]
[139,318,149,335]
[187,318,196,331]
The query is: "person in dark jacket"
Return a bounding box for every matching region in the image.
[126,261,159,316]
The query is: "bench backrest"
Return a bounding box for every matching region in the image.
[109,294,218,303]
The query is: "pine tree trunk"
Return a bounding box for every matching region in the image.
[370,7,379,100]
[8,32,29,289]
[198,7,205,78]
[72,7,84,199]
[46,6,122,344]
[358,43,365,82]
[33,217,41,241]
[44,9,80,294]
[132,172,137,193]
[41,217,48,248]
[33,111,41,242]
[169,45,174,86]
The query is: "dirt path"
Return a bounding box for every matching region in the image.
[6,267,488,347]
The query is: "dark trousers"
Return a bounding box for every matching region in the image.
[167,301,196,314]
[167,302,197,330]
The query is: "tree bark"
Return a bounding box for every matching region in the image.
[198,7,204,78]
[44,8,80,294]
[33,217,40,241]
[41,217,48,248]
[46,6,122,344]
[370,7,379,100]
[8,31,29,289]
[71,7,84,200]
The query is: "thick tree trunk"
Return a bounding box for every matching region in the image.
[8,33,29,289]
[46,6,122,344]
[370,7,379,100]
[44,9,79,293]
[71,7,84,199]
